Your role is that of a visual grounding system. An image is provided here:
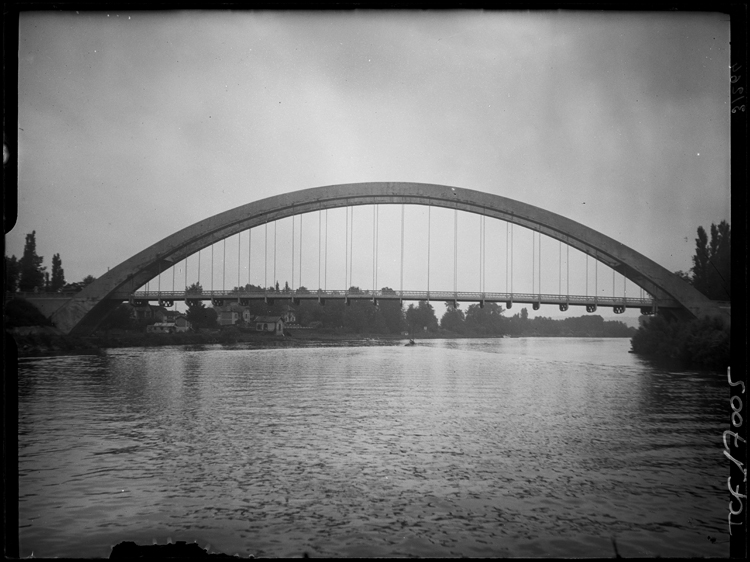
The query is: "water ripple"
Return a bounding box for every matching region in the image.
[19,339,727,558]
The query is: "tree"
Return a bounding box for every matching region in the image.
[81,275,97,287]
[406,300,438,334]
[50,253,65,291]
[465,302,505,335]
[186,282,203,294]
[18,231,46,292]
[5,255,20,292]
[440,301,466,333]
[185,299,218,330]
[341,286,376,334]
[631,314,728,371]
[99,303,134,331]
[379,288,405,334]
[691,221,730,300]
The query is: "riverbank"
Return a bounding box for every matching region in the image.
[7,327,409,357]
[629,314,729,372]
[8,326,636,358]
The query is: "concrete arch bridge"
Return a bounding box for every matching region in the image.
[22,182,728,335]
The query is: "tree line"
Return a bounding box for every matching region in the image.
[5,231,97,293]
[438,301,633,337]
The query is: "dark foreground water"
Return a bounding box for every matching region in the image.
[18,338,729,558]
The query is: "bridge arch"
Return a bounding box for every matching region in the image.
[51,182,724,334]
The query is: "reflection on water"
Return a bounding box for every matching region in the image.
[18,338,728,558]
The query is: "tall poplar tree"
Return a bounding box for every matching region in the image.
[691,221,730,300]
[50,253,65,291]
[18,231,46,292]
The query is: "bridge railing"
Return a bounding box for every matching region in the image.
[128,289,656,309]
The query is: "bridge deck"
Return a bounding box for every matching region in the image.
[127,290,663,310]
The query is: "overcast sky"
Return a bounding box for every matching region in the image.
[10,10,730,320]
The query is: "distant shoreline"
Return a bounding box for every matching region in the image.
[9,326,633,358]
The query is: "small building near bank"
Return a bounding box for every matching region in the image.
[213,302,256,326]
[172,315,192,332]
[147,322,175,334]
[146,314,192,333]
[281,306,297,324]
[218,310,241,326]
[131,304,169,322]
[254,316,285,336]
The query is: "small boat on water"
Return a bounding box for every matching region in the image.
[405,339,417,346]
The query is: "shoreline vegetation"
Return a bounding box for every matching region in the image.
[630,314,729,373]
[6,223,730,372]
[9,324,636,358]
[6,294,636,358]
[628,220,730,373]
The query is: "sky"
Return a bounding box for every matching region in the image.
[10,10,730,322]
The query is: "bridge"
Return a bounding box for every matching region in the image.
[127,289,654,314]
[13,182,729,335]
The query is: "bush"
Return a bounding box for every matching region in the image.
[631,314,729,371]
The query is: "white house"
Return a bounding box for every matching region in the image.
[146,314,192,333]
[254,316,285,336]
[281,306,297,324]
[214,303,257,326]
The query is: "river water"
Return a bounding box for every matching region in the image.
[18,338,729,558]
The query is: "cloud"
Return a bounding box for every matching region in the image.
[11,11,730,294]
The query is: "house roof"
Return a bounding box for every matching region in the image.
[164,311,186,318]
[254,316,283,323]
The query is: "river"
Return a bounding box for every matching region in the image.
[17,337,728,558]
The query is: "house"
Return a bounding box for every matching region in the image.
[218,310,240,326]
[213,302,256,326]
[131,304,169,322]
[172,315,192,332]
[146,314,192,333]
[254,316,285,336]
[281,306,297,324]
[147,322,175,333]
[241,308,254,323]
